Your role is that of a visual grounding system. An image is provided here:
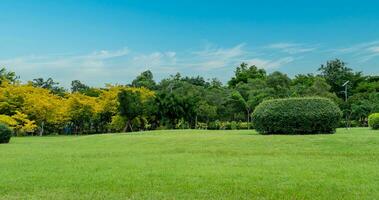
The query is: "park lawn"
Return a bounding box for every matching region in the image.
[0,128,379,200]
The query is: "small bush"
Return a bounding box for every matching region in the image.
[207,121,217,130]
[229,121,238,130]
[237,122,253,129]
[208,121,252,130]
[196,122,208,130]
[210,120,226,130]
[0,123,12,144]
[252,97,342,134]
[368,113,379,130]
[339,120,360,128]
[175,119,190,129]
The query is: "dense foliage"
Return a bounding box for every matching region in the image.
[252,97,342,134]
[368,113,379,130]
[0,123,12,143]
[0,58,378,135]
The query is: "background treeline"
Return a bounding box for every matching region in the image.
[0,59,378,135]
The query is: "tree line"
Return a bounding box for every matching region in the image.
[0,59,378,135]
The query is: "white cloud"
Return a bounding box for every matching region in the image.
[131,51,178,74]
[245,57,295,69]
[0,48,132,86]
[189,43,295,71]
[267,42,316,54]
[0,43,298,86]
[133,52,176,66]
[1,48,130,69]
[0,48,182,87]
[368,46,379,53]
[333,41,379,53]
[331,41,379,62]
[190,44,248,70]
[194,43,245,58]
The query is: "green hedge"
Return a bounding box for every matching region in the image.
[252,97,342,134]
[0,123,12,144]
[368,113,379,130]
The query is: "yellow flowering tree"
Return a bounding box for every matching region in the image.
[0,112,37,136]
[0,82,69,135]
[66,93,101,134]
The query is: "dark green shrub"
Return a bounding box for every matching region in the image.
[252,97,342,134]
[0,123,12,144]
[368,113,379,130]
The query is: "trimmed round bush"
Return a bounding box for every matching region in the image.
[252,97,342,134]
[368,113,379,130]
[0,123,12,144]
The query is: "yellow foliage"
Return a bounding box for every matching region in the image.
[0,82,70,127]
[0,81,156,135]
[0,114,17,126]
[10,111,37,136]
[98,85,155,116]
[67,93,101,115]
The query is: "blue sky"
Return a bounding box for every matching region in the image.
[1,0,379,87]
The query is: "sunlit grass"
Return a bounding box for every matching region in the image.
[1,128,378,199]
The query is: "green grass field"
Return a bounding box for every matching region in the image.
[1,128,379,199]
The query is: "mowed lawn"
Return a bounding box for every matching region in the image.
[1,128,379,199]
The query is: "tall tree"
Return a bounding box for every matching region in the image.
[71,80,101,97]
[229,90,254,129]
[132,70,157,90]
[71,80,89,93]
[118,89,144,132]
[318,59,363,99]
[228,63,266,88]
[0,68,18,84]
[181,76,210,87]
[31,78,66,96]
[266,71,291,98]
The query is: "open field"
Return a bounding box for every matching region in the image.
[1,128,379,199]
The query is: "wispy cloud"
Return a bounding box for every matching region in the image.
[133,51,176,66]
[190,43,296,71]
[0,44,299,86]
[332,41,379,53]
[190,44,247,70]
[0,47,183,86]
[367,46,379,53]
[0,48,134,86]
[244,57,295,69]
[0,48,130,69]
[267,42,316,54]
[131,51,178,74]
[331,40,379,62]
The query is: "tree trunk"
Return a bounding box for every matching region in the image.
[129,121,133,132]
[247,109,250,130]
[206,117,209,130]
[123,119,134,132]
[123,120,129,132]
[39,121,45,136]
[195,115,198,129]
